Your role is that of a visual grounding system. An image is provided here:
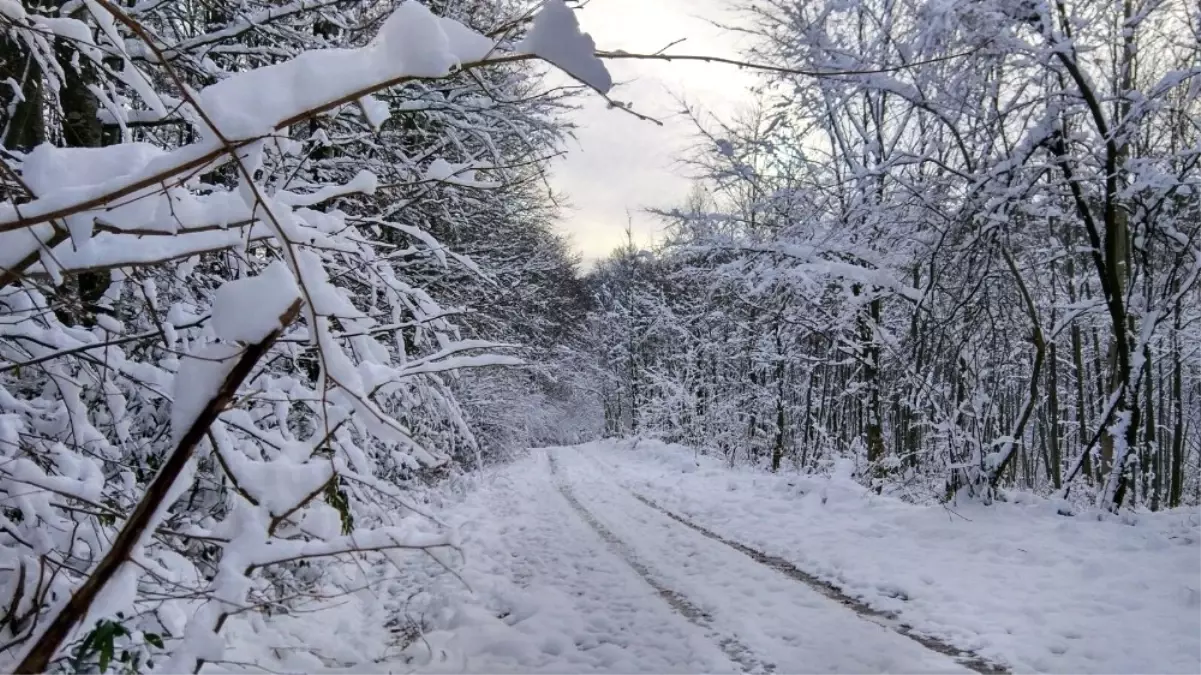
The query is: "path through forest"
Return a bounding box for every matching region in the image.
[360,441,1199,675]
[379,445,979,673]
[544,446,986,673]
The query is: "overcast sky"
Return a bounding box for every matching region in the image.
[543,0,757,265]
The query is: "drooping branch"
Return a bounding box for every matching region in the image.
[12,299,302,675]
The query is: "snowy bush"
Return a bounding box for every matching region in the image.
[0,0,611,671]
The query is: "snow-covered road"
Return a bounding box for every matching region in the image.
[421,446,740,673]
[546,446,982,673]
[382,445,1002,673]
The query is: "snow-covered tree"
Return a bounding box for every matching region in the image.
[586,0,1201,509]
[0,0,614,671]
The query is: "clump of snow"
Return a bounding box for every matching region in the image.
[360,95,391,131]
[378,1,454,77]
[424,158,502,188]
[95,313,125,334]
[425,158,459,181]
[517,0,612,93]
[19,141,167,244]
[195,1,497,138]
[210,260,300,343]
[171,342,241,444]
[437,12,497,62]
[20,142,165,195]
[0,0,29,21]
[219,450,334,519]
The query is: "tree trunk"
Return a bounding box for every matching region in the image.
[0,29,44,152]
[1169,301,1185,507]
[1047,340,1063,488]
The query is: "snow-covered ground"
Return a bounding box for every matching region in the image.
[398,444,980,667]
[217,440,1200,674]
[255,446,970,673]
[582,438,1201,674]
[397,449,737,673]
[218,449,738,673]
[548,447,974,673]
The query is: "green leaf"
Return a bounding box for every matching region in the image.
[99,637,114,673]
[324,478,355,535]
[77,629,97,655]
[144,633,164,649]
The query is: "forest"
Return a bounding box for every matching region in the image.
[0,0,1197,672]
[590,0,1201,509]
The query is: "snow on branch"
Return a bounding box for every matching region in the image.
[517,0,612,94]
[12,297,302,674]
[1,2,592,669]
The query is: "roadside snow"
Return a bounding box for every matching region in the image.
[583,438,1201,674]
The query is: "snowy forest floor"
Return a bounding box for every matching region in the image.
[220,440,1201,674]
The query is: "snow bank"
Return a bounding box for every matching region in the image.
[585,438,1201,674]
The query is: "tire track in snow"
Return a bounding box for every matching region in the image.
[546,451,773,675]
[579,451,1009,675]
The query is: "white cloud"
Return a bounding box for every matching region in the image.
[543,0,757,264]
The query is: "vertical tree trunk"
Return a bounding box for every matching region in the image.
[1144,346,1157,509]
[800,370,815,471]
[0,32,44,152]
[1047,340,1063,488]
[1169,301,1185,507]
[1066,260,1091,478]
[59,18,111,325]
[771,312,787,472]
[857,294,886,483]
